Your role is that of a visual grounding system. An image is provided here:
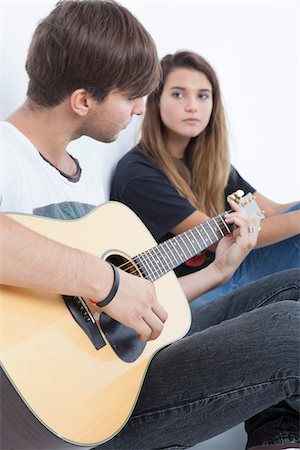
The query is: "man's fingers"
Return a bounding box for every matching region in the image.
[152,303,168,323]
[139,304,168,341]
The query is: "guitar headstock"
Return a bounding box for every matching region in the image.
[227,190,265,220]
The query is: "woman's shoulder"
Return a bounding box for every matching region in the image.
[225,164,256,198]
[115,145,163,177]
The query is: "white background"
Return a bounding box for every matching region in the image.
[1,0,299,202]
[0,2,298,447]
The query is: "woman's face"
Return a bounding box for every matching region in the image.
[159,67,213,141]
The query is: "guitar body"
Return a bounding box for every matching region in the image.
[0,202,191,448]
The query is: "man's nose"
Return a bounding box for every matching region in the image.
[132,97,145,116]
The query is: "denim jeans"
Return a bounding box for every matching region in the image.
[96,269,300,450]
[190,203,300,309]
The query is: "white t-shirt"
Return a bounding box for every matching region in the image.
[0,121,105,219]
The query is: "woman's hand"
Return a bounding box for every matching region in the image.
[212,199,260,282]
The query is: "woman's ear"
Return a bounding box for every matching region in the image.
[69,89,91,117]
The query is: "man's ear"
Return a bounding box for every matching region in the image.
[70,89,92,116]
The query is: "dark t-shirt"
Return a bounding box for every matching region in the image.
[110,146,256,276]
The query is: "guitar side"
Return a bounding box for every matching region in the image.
[0,202,191,447]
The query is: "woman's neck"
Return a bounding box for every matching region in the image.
[165,131,190,159]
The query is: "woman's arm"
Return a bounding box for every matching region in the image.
[254,192,299,216]
[253,192,300,248]
[171,192,300,250]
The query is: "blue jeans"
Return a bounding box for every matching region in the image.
[96,269,300,450]
[191,203,300,309]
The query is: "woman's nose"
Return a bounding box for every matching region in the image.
[185,101,198,113]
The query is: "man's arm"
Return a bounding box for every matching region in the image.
[0,214,167,341]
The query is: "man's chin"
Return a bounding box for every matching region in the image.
[99,132,120,144]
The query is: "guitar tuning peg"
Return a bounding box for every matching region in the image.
[257,210,265,219]
[235,189,245,199]
[227,189,245,203]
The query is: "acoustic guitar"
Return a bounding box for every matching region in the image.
[0,191,263,449]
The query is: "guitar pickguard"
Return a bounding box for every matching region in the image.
[63,251,147,362]
[63,296,146,362]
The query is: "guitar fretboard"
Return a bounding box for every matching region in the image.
[134,213,232,282]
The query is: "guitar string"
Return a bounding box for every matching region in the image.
[113,224,226,275]
[112,198,257,278]
[116,220,229,275]
[112,217,230,279]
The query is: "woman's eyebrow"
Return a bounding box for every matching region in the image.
[169,86,212,92]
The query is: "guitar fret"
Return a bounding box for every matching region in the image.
[212,217,225,237]
[201,223,214,245]
[218,214,231,233]
[206,220,219,240]
[168,239,185,264]
[133,193,261,282]
[177,234,193,258]
[135,253,149,279]
[146,249,163,280]
[137,214,233,282]
[150,247,168,277]
[184,230,200,253]
[150,247,168,276]
[160,241,177,269]
[133,256,147,278]
[136,253,153,281]
[154,247,172,275]
[193,227,206,249]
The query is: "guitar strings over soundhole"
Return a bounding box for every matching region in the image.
[105,253,145,278]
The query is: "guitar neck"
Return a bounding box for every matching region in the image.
[135,212,233,282]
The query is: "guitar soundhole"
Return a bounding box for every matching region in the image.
[100,252,147,363]
[105,253,144,277]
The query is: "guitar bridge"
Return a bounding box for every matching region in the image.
[62,295,106,350]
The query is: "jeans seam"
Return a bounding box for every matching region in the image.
[249,282,300,311]
[131,376,299,421]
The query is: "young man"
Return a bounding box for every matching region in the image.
[0,2,299,450]
[0,0,166,342]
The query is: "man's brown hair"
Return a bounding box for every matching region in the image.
[26,0,161,107]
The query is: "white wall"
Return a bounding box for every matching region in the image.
[0,4,298,448]
[1,0,299,202]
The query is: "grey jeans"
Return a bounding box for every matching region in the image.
[97,269,300,450]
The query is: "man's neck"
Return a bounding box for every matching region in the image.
[6,99,80,176]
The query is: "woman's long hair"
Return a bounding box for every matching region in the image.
[139,51,230,216]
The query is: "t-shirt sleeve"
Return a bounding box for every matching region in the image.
[111,161,196,241]
[225,166,256,206]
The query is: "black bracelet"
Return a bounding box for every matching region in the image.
[96,263,120,308]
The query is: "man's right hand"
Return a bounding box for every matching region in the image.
[99,269,168,341]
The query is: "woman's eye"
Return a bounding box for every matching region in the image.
[199,93,210,100]
[172,92,183,99]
